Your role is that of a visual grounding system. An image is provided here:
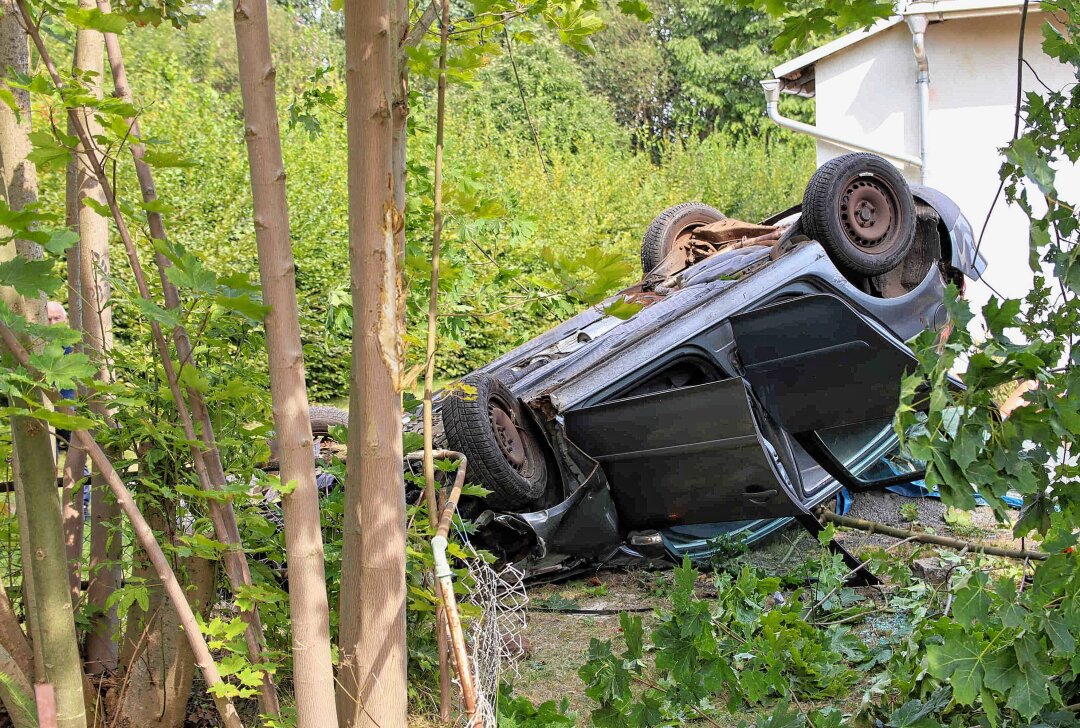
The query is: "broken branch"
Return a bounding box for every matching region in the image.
[819,510,1047,561]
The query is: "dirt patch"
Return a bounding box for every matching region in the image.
[835,491,1025,554]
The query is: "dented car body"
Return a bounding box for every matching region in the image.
[435,180,986,579]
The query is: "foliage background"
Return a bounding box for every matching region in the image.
[71,3,815,400]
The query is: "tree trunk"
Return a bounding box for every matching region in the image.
[0,317,246,728]
[12,417,88,728]
[71,0,120,675]
[231,1,339,726]
[0,643,36,728]
[0,4,86,726]
[0,580,35,728]
[63,124,87,605]
[93,0,281,712]
[0,0,38,681]
[113,507,215,728]
[338,0,408,724]
[391,0,407,242]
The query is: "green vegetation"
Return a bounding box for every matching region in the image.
[0,0,1077,724]
[99,9,813,399]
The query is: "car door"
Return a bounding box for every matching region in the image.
[562,292,927,530]
[729,293,928,493]
[564,375,802,530]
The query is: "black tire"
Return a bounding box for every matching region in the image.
[309,405,348,465]
[309,405,348,434]
[800,153,916,276]
[442,373,548,510]
[641,202,725,274]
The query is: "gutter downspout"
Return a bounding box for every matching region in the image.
[760,79,923,170]
[907,14,930,184]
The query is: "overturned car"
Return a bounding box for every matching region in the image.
[424,153,986,579]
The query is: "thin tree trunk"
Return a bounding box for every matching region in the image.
[0,6,86,726]
[63,142,86,604]
[0,320,244,728]
[339,0,407,724]
[0,0,39,684]
[422,0,450,525]
[231,1,338,725]
[0,579,35,728]
[61,446,87,602]
[93,1,280,712]
[115,506,215,728]
[391,0,407,243]
[12,416,88,728]
[0,580,31,683]
[424,3,451,720]
[71,0,120,674]
[10,0,278,709]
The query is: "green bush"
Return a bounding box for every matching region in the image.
[83,11,813,400]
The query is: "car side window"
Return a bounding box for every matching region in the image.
[814,417,924,486]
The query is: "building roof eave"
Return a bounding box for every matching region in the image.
[772,0,1039,93]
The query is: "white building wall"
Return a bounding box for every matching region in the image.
[808,11,1078,324]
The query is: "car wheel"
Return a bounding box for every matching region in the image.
[800,153,916,277]
[442,372,548,510]
[309,405,348,465]
[641,202,725,274]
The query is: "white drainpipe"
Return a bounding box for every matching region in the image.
[760,78,924,170]
[907,14,931,184]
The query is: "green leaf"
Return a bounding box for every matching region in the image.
[28,343,93,389]
[42,228,79,255]
[141,149,197,168]
[64,6,128,33]
[926,629,987,705]
[620,612,644,660]
[952,571,992,627]
[0,256,59,296]
[214,293,269,322]
[22,406,96,431]
[601,296,642,320]
[133,297,181,329]
[1041,613,1076,655]
[1005,663,1050,718]
[1005,137,1056,197]
[616,0,652,21]
[26,130,71,170]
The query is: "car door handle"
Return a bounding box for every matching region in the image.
[744,486,777,503]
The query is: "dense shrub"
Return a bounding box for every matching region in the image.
[82,11,813,400]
